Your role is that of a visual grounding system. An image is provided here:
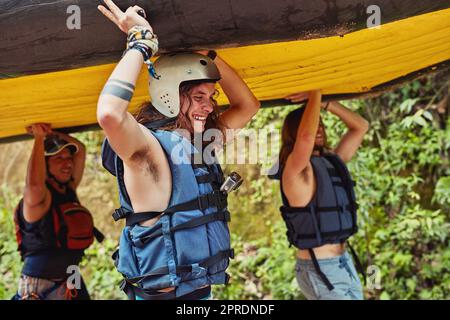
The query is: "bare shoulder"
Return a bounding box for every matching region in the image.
[22,188,52,223]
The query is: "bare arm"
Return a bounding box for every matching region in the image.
[329,101,369,162]
[213,55,260,130]
[23,124,52,223]
[284,90,322,177]
[97,1,161,166]
[52,131,86,189]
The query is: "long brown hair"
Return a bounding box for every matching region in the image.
[279,107,328,172]
[134,81,226,143]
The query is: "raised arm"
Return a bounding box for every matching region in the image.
[96,1,160,163]
[52,131,86,189]
[212,55,260,130]
[284,90,322,176]
[328,101,369,162]
[23,124,52,223]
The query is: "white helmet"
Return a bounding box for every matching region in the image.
[149,53,221,118]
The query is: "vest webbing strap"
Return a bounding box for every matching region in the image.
[126,249,234,284]
[117,190,228,226]
[281,204,355,214]
[93,227,105,243]
[138,211,231,244]
[294,227,355,240]
[120,280,176,300]
[325,155,358,233]
[347,242,367,285]
[195,172,220,184]
[120,281,212,300]
[308,249,335,291]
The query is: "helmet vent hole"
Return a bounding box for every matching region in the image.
[200,59,207,66]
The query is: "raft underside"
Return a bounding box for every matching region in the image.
[0,6,449,142]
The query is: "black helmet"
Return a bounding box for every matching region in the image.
[44,135,78,156]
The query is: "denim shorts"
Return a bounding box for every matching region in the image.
[295,251,363,300]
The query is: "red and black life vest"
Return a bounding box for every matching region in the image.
[14,183,103,258]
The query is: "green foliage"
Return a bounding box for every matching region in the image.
[0,186,22,299]
[364,206,449,299]
[79,240,125,300]
[213,221,302,300]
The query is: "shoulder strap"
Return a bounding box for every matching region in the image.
[101,138,117,176]
[324,153,358,233]
[143,118,176,130]
[278,169,290,207]
[324,153,357,207]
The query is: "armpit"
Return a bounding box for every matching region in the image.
[129,147,160,181]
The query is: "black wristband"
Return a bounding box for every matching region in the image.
[207,50,217,60]
[125,44,152,61]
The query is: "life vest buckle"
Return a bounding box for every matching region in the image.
[211,190,227,210]
[112,207,131,221]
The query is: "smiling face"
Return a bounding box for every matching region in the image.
[46,148,74,183]
[180,82,217,134]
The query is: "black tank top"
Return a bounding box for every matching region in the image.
[19,183,85,279]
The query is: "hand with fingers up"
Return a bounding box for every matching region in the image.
[98,0,152,33]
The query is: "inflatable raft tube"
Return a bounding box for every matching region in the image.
[0,1,449,142]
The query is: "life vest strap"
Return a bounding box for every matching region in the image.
[347,242,367,285]
[281,204,355,214]
[165,190,227,213]
[293,227,355,241]
[195,172,220,184]
[93,227,105,243]
[120,280,212,300]
[125,249,234,284]
[120,280,177,300]
[125,211,164,226]
[308,249,335,291]
[114,190,228,226]
[137,211,231,245]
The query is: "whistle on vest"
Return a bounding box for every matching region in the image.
[220,172,243,194]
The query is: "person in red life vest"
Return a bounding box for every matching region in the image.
[12,123,103,300]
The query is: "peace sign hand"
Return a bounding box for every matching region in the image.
[98,0,152,34]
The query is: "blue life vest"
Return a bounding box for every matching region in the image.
[101,126,233,300]
[273,153,364,290]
